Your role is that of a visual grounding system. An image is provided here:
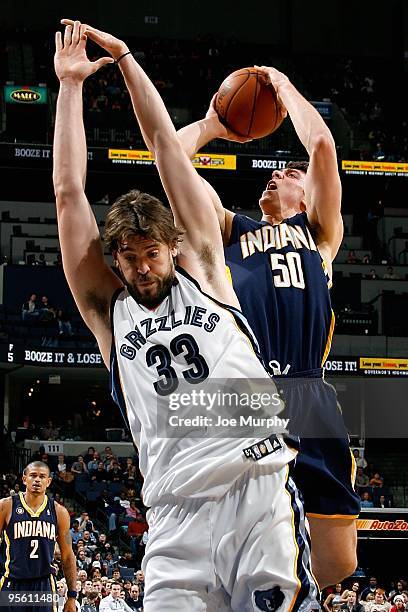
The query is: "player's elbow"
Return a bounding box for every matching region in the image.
[153,131,183,157]
[309,133,336,157]
[53,181,84,205]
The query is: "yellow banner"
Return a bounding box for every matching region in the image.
[359,357,408,371]
[342,160,408,173]
[108,149,236,170]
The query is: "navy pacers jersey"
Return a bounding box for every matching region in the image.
[2,493,57,581]
[225,212,334,375]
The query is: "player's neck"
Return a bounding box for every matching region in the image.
[23,491,46,511]
[260,203,299,226]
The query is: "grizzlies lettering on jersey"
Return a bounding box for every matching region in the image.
[225,212,334,375]
[110,267,296,507]
[2,493,57,581]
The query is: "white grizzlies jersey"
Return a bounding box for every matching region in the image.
[110,267,296,506]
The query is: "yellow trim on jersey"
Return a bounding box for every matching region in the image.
[284,465,301,612]
[225,265,233,286]
[350,448,357,488]
[307,512,359,520]
[19,491,48,518]
[321,309,335,367]
[1,532,11,585]
[50,575,58,612]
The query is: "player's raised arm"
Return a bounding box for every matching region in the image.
[55,503,77,612]
[62,21,238,304]
[53,22,122,365]
[256,65,343,262]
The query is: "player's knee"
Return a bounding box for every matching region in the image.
[316,552,357,587]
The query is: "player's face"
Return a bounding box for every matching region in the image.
[23,467,51,494]
[259,168,306,215]
[115,235,177,309]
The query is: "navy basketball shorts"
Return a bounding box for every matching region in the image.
[0,576,58,612]
[277,369,361,518]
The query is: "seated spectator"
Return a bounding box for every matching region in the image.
[375,494,392,508]
[365,269,378,280]
[111,569,123,584]
[41,419,59,441]
[39,295,55,321]
[362,254,371,264]
[356,467,370,491]
[76,549,90,572]
[83,447,96,464]
[383,266,399,279]
[347,250,358,264]
[353,449,368,469]
[360,491,374,508]
[99,582,133,611]
[388,582,407,602]
[101,446,115,464]
[77,511,95,533]
[81,590,99,612]
[135,570,144,596]
[57,454,67,474]
[364,589,391,612]
[341,591,364,612]
[92,461,108,482]
[107,461,123,482]
[87,451,101,473]
[361,580,379,602]
[22,294,39,321]
[70,520,83,545]
[125,500,144,522]
[82,529,98,549]
[370,472,384,488]
[126,584,143,610]
[119,550,137,570]
[71,455,89,475]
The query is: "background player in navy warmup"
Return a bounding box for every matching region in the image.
[168,67,359,587]
[0,461,77,612]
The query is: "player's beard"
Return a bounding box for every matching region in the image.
[127,269,177,309]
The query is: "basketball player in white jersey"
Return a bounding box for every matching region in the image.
[53,20,318,611]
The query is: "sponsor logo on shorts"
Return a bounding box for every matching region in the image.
[254,586,285,611]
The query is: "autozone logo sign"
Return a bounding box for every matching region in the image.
[357,519,408,531]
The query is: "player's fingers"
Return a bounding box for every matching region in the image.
[72,20,81,46]
[92,56,115,71]
[78,24,88,48]
[63,24,72,48]
[61,18,75,26]
[55,31,63,52]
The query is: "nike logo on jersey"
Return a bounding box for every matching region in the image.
[240,223,317,260]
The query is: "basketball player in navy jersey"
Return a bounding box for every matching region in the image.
[0,461,77,611]
[174,68,360,587]
[54,20,318,611]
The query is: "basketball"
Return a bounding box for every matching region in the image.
[215,67,284,139]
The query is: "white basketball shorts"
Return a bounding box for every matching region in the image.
[142,461,319,611]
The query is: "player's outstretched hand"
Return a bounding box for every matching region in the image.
[205,93,253,143]
[254,65,288,120]
[63,598,76,612]
[61,19,129,60]
[55,21,114,82]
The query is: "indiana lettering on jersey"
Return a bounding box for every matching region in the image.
[13,520,56,540]
[120,306,220,360]
[239,222,317,260]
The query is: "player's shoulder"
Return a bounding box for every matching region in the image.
[53,499,70,522]
[0,495,13,525]
[229,213,263,238]
[0,495,13,510]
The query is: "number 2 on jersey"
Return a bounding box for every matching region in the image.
[270,252,305,289]
[146,333,209,396]
[30,539,39,558]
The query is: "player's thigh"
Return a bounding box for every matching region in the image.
[308,516,357,563]
[215,465,318,612]
[142,500,219,610]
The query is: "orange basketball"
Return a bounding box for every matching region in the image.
[215,67,284,139]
